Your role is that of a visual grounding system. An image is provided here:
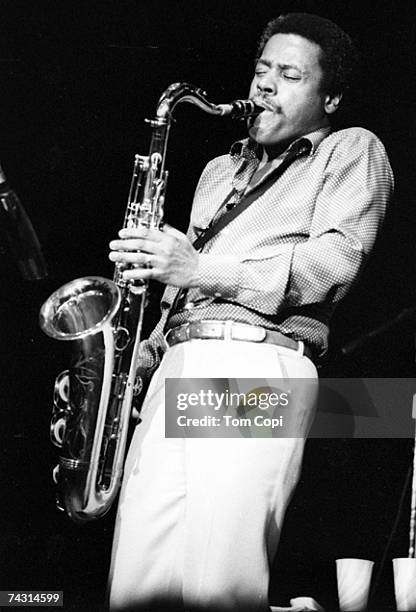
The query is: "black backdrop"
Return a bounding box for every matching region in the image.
[1,1,416,610]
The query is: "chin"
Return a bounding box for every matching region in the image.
[248,126,268,145]
[249,124,285,147]
[250,131,284,149]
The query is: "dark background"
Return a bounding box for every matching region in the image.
[1,1,416,610]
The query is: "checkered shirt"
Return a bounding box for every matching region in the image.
[137,126,394,377]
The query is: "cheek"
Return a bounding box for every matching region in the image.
[303,96,325,120]
[284,95,319,123]
[248,79,256,99]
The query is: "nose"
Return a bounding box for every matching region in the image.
[256,73,276,97]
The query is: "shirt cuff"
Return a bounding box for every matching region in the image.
[198,254,241,299]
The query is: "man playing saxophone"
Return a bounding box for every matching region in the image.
[107,13,393,611]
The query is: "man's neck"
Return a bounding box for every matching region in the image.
[259,148,286,168]
[260,120,330,164]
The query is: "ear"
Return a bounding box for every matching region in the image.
[324,92,342,115]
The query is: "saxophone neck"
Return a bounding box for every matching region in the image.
[155,83,224,120]
[155,82,264,121]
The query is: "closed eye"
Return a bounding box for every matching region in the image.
[282,72,301,81]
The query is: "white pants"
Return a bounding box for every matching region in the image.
[107,339,318,611]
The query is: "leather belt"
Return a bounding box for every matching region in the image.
[164,320,313,360]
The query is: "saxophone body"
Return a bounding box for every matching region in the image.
[39,83,263,523]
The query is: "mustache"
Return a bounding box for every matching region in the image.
[252,97,278,112]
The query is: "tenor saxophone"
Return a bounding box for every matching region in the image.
[39,83,262,523]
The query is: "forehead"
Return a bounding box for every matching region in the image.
[259,33,323,72]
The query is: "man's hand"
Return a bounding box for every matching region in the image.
[109,224,200,288]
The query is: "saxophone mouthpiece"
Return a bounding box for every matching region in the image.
[217,99,264,119]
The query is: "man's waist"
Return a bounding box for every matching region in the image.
[164,320,313,361]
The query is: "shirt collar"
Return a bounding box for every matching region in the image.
[302,126,332,154]
[230,125,332,161]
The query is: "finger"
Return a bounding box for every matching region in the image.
[109,251,151,265]
[119,227,164,241]
[109,239,141,251]
[109,238,159,253]
[118,226,148,239]
[122,267,155,281]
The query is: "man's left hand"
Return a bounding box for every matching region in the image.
[109,224,200,288]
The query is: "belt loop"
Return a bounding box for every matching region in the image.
[223,320,233,342]
[184,322,191,341]
[297,340,305,356]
